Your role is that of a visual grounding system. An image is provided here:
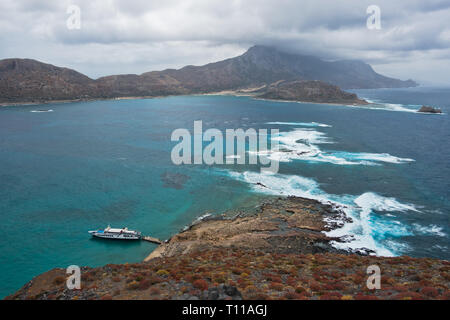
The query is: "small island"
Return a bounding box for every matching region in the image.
[417,105,442,114]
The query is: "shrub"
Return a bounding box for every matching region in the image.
[295,286,306,294]
[138,279,151,290]
[320,292,342,300]
[284,291,303,300]
[421,287,439,298]
[126,280,139,290]
[309,280,321,292]
[149,287,161,295]
[355,294,379,300]
[156,269,169,277]
[392,292,423,300]
[53,276,66,285]
[193,279,208,291]
[269,282,283,291]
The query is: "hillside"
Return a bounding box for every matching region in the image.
[0,46,416,104]
[256,80,369,104]
[0,59,97,103]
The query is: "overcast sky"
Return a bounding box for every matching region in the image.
[1,0,449,84]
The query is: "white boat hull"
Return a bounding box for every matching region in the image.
[89,230,141,240]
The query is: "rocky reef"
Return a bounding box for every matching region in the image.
[6,197,449,300]
[418,105,442,114]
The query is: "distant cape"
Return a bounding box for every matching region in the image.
[0,45,417,104]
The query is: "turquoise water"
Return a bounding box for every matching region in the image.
[0,87,449,297]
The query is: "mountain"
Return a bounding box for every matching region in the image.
[0,59,97,103]
[0,46,417,104]
[256,80,369,105]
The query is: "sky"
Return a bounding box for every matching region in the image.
[1,0,449,84]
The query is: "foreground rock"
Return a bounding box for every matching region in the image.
[6,197,449,300]
[418,105,442,114]
[146,197,349,261]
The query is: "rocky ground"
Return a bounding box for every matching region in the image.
[6,197,450,300]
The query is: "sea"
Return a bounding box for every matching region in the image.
[0,86,448,297]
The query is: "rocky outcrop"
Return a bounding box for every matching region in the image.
[256,80,368,105]
[418,105,442,114]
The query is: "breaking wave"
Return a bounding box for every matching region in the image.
[222,170,424,257]
[257,128,414,166]
[354,98,444,114]
[30,109,54,113]
[267,121,332,127]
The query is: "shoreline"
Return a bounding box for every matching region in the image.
[0,90,370,108]
[7,195,449,300]
[143,196,363,262]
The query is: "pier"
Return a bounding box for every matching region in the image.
[142,236,162,244]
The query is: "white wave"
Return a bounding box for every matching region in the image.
[333,152,415,164]
[30,109,53,113]
[383,103,418,113]
[223,170,421,257]
[413,224,446,237]
[267,121,332,127]
[257,128,415,166]
[326,192,417,257]
[344,96,446,114]
[354,192,419,213]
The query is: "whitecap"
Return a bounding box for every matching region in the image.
[267,121,332,127]
[413,223,447,237]
[256,128,415,166]
[30,109,54,113]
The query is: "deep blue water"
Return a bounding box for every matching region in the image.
[0,86,448,297]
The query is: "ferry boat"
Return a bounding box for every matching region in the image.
[88,225,141,240]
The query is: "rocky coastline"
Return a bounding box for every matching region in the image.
[6,196,449,300]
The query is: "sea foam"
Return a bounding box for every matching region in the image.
[256,128,415,166]
[266,121,332,127]
[222,169,422,257]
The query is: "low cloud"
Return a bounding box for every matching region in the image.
[1,0,449,84]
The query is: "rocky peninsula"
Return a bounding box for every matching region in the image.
[255,80,368,105]
[6,196,449,300]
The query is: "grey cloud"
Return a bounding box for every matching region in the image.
[0,0,449,84]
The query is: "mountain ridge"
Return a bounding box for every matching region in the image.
[0,46,417,104]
